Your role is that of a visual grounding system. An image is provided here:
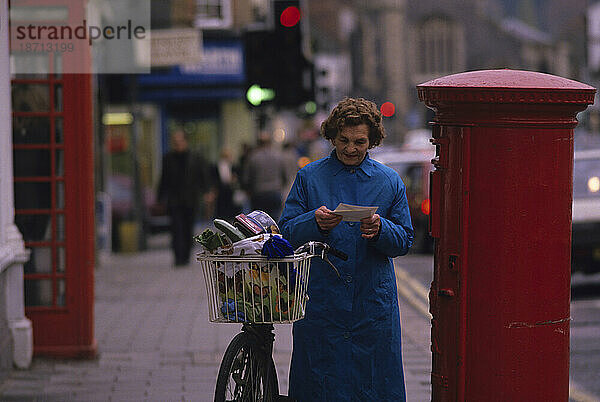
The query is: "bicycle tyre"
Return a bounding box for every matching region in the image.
[215,331,278,402]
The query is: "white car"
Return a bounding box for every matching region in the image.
[572,148,600,274]
[371,144,436,254]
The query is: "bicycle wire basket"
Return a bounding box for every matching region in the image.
[198,252,312,324]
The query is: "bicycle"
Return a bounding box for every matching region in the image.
[197,240,347,402]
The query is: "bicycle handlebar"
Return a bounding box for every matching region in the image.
[293,241,347,278]
[294,241,348,261]
[326,245,348,261]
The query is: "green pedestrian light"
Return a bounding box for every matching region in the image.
[246,84,275,106]
[305,101,316,114]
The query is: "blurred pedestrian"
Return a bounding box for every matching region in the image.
[157,130,209,267]
[279,97,414,400]
[212,148,241,220]
[236,142,253,213]
[281,141,299,199]
[244,132,287,220]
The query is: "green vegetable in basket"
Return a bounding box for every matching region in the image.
[195,228,229,252]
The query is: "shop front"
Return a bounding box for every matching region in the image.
[135,38,255,164]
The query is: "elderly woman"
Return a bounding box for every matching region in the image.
[279,97,414,401]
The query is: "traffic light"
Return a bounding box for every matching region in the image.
[243,29,277,103]
[272,0,314,108]
[279,4,301,27]
[243,1,314,108]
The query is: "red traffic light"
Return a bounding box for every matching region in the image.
[280,6,301,27]
[380,101,395,117]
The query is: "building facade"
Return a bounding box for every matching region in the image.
[308,0,583,142]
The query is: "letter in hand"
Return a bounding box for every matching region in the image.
[315,205,343,231]
[360,213,381,239]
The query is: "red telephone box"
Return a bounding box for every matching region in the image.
[11,0,96,358]
[418,70,595,401]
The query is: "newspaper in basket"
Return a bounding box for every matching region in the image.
[198,252,312,324]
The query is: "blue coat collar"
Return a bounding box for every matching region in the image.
[327,150,374,177]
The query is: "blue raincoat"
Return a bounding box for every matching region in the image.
[279,150,414,401]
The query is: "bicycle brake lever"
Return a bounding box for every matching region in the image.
[321,251,341,278]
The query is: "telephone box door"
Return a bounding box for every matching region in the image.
[11,0,96,358]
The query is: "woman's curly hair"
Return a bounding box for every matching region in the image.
[320,97,386,148]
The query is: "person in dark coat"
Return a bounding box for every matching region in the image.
[157,130,208,266]
[279,97,414,400]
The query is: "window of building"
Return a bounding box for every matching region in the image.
[416,16,465,81]
[195,0,232,28]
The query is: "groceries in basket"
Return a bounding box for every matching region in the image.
[195,212,306,323]
[216,261,299,322]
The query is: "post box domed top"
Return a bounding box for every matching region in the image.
[418,69,595,106]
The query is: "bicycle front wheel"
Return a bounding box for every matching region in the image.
[215,331,278,402]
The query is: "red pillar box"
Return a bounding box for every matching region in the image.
[417,70,595,401]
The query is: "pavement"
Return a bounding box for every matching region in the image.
[0,233,432,401]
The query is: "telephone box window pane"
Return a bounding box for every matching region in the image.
[54,84,63,112]
[25,279,53,306]
[57,279,66,306]
[13,149,51,177]
[55,149,64,176]
[11,84,50,112]
[15,214,51,242]
[10,53,49,78]
[55,117,63,144]
[13,116,51,144]
[56,214,65,241]
[56,181,65,209]
[24,247,52,274]
[14,182,51,209]
[57,247,65,273]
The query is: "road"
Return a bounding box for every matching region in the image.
[395,253,600,402]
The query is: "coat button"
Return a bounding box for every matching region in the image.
[343,331,351,339]
[350,169,355,173]
[345,275,353,284]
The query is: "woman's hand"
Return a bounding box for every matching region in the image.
[315,206,342,231]
[360,214,381,239]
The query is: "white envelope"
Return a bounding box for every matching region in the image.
[332,203,378,222]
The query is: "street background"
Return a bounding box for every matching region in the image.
[2,230,599,401]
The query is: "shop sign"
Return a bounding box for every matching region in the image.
[136,28,202,67]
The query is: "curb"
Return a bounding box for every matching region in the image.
[394,265,600,402]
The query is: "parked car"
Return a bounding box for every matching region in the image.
[572,148,600,274]
[371,134,435,254]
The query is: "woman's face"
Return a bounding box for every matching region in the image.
[333,124,370,166]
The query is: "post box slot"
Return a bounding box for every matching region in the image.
[431,137,449,168]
